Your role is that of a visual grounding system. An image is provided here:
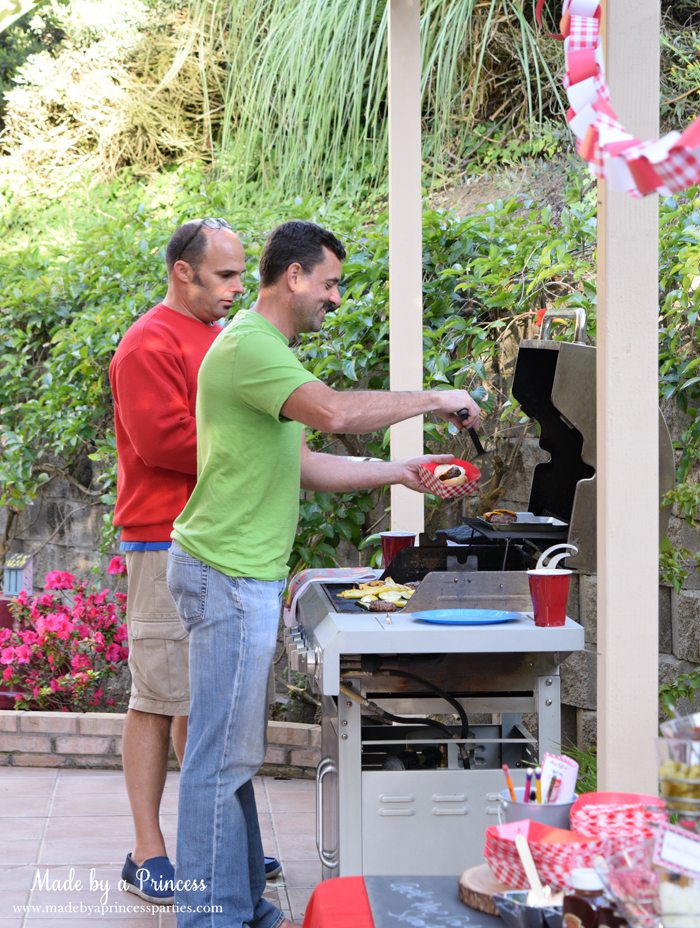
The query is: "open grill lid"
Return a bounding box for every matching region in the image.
[513,335,596,574]
[511,308,675,572]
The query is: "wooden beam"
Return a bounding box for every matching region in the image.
[388,0,424,532]
[596,0,660,791]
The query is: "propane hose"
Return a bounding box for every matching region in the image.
[338,681,470,768]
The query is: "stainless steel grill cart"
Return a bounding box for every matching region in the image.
[288,573,583,877]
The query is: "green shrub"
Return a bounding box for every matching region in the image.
[0,163,697,579]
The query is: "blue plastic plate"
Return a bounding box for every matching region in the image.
[410,609,522,625]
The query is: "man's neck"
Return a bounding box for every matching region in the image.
[253,292,295,343]
[161,290,209,325]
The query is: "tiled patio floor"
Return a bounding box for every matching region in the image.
[0,768,319,926]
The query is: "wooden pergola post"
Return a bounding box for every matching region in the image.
[387,0,663,791]
[596,0,660,791]
[388,0,425,533]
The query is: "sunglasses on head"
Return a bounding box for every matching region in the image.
[173,217,231,264]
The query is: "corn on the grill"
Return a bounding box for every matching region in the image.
[336,578,415,609]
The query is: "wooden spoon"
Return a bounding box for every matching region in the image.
[514,834,549,907]
[513,834,565,907]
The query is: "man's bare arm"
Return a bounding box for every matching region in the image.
[281,380,480,434]
[299,434,454,492]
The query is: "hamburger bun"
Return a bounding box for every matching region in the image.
[434,463,468,487]
[483,508,517,525]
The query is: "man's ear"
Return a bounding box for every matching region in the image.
[286,262,303,291]
[172,260,193,283]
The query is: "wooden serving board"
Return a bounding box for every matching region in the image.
[458,864,511,916]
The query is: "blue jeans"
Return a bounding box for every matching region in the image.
[167,541,286,928]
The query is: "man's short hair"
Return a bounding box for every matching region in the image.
[165,220,211,273]
[259,220,346,287]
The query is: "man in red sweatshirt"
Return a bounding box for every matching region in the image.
[109,218,281,904]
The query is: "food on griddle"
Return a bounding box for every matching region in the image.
[483,508,517,524]
[336,578,415,610]
[434,463,468,487]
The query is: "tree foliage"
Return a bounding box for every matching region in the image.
[0,1,65,127]
[0,0,228,194]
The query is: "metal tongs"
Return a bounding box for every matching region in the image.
[456,408,494,485]
[456,407,488,457]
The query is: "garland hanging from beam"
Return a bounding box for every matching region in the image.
[538,0,700,197]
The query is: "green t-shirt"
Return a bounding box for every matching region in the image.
[172,310,318,580]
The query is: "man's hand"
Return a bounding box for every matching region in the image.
[432,391,481,430]
[398,454,455,493]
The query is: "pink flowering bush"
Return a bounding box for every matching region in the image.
[0,565,128,712]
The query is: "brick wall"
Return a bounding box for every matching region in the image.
[0,711,320,776]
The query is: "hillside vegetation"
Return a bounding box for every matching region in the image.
[0,0,697,585]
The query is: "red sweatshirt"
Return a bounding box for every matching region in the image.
[109,304,220,541]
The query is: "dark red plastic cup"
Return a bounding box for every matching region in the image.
[527,568,572,627]
[380,532,415,568]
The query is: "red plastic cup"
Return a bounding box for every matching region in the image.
[380,532,415,568]
[527,568,572,627]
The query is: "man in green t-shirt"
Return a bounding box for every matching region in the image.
[167,220,480,928]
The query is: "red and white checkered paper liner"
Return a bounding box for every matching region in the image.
[548,0,700,197]
[570,792,668,856]
[483,820,604,891]
[418,459,480,499]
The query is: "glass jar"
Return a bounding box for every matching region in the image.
[564,869,629,928]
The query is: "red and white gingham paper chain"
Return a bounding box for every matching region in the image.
[538,0,700,197]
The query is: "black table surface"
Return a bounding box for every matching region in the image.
[364,875,502,928]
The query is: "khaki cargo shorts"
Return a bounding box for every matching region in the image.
[124,549,189,716]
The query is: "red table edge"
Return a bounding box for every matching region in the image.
[302,876,373,928]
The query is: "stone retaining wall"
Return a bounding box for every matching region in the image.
[0,711,320,777]
[560,573,700,750]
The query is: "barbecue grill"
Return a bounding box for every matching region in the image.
[286,308,675,878]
